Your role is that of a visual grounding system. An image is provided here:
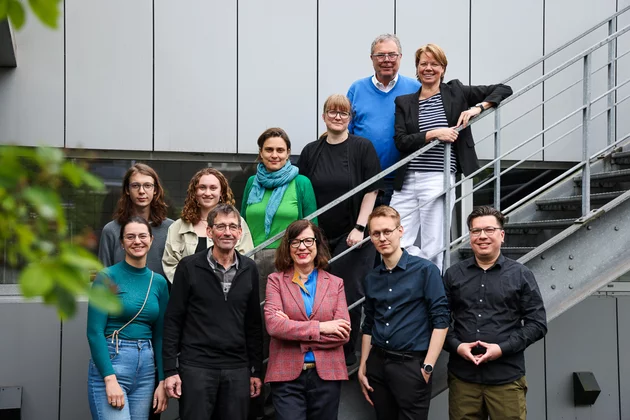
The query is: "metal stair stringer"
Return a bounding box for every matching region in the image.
[518,188,630,322]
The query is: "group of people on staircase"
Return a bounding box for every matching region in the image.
[86,33,547,420]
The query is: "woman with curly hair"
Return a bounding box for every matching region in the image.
[162,168,254,283]
[99,163,173,278]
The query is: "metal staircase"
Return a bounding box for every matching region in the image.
[243,6,630,418]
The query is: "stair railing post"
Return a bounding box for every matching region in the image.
[494,108,502,211]
[607,18,617,149]
[582,53,592,216]
[443,143,452,273]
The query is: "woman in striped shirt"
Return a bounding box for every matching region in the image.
[390,43,512,272]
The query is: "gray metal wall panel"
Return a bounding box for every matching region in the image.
[618,297,630,420]
[545,296,619,419]
[543,0,616,162]
[524,338,546,420]
[59,302,90,420]
[0,12,64,147]
[470,0,544,162]
[0,300,61,420]
[428,389,448,419]
[317,0,394,137]
[237,0,317,155]
[153,0,237,153]
[396,0,469,85]
[65,0,153,150]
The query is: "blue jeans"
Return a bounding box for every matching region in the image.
[88,339,155,420]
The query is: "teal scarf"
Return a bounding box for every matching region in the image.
[247,161,299,237]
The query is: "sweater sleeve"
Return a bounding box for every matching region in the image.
[347,84,356,134]
[162,260,191,378]
[87,270,115,379]
[296,175,318,226]
[241,176,255,222]
[245,263,263,377]
[151,275,169,381]
[162,222,183,283]
[98,222,118,267]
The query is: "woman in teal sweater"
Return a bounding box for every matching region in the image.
[242,127,318,299]
[87,216,170,419]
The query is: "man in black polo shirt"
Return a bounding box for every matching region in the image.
[162,204,263,419]
[443,206,547,420]
[358,205,449,420]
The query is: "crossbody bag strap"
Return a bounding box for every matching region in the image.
[106,271,154,354]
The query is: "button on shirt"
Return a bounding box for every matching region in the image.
[296,270,318,363]
[207,248,239,300]
[443,254,547,385]
[361,250,450,351]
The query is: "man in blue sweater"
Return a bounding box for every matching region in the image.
[347,33,420,205]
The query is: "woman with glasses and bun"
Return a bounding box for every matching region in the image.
[298,94,383,366]
[99,163,173,279]
[162,168,254,284]
[88,216,170,419]
[265,219,350,420]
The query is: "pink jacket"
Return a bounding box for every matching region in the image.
[264,269,350,382]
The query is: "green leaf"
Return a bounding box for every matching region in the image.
[7,0,25,30]
[88,283,122,315]
[19,263,54,297]
[80,169,106,192]
[23,186,61,219]
[0,0,9,20]
[35,146,64,175]
[60,244,102,271]
[54,286,77,319]
[60,162,83,187]
[27,0,59,28]
[54,263,90,295]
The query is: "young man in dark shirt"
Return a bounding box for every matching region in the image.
[162,204,263,419]
[443,206,547,420]
[358,206,449,420]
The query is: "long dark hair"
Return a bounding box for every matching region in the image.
[113,163,168,226]
[274,220,331,272]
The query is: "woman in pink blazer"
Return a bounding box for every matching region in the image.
[265,219,351,420]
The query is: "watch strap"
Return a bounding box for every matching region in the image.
[354,224,366,233]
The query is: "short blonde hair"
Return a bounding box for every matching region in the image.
[415,44,448,82]
[367,205,401,231]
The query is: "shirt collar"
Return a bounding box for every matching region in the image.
[467,253,505,270]
[371,73,399,92]
[379,248,409,272]
[207,246,239,270]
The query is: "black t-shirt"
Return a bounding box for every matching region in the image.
[308,141,353,239]
[195,237,207,254]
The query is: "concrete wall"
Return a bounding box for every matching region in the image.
[1,1,627,160]
[1,294,628,420]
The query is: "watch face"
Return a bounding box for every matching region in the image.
[423,364,433,373]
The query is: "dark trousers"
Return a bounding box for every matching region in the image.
[179,363,250,420]
[328,234,376,360]
[366,348,432,420]
[270,369,342,420]
[375,178,395,207]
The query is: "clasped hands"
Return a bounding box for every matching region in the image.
[457,340,502,365]
[274,310,351,339]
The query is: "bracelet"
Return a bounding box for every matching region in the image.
[354,224,365,232]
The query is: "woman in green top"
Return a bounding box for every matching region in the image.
[87,216,170,419]
[242,127,318,299]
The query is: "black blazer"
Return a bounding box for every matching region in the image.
[392,79,513,191]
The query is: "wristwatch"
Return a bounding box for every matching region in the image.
[422,363,434,374]
[475,103,485,113]
[354,224,366,232]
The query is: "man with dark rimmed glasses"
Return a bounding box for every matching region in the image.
[443,205,547,420]
[358,205,449,420]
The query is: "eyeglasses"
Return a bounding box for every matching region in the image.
[469,227,502,237]
[326,110,350,120]
[369,226,400,240]
[123,233,150,241]
[418,62,442,69]
[213,224,241,232]
[290,237,316,248]
[372,53,400,62]
[129,182,155,191]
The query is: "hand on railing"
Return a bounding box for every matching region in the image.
[457,106,483,128]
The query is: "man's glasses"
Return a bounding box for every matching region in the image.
[123,233,150,241]
[372,53,400,62]
[369,226,400,240]
[129,182,155,191]
[326,110,350,120]
[469,227,502,237]
[213,224,241,232]
[290,237,316,248]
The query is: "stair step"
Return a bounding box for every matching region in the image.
[458,246,535,259]
[573,168,630,183]
[612,151,630,163]
[536,191,625,210]
[504,219,574,230]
